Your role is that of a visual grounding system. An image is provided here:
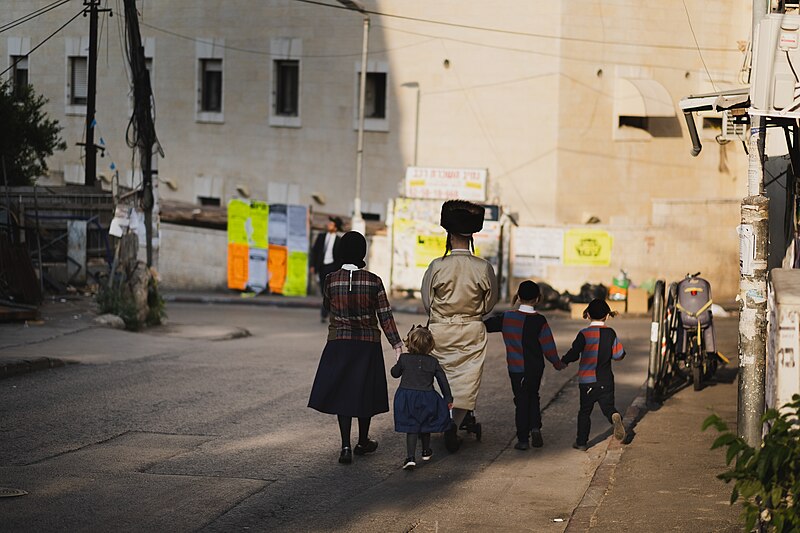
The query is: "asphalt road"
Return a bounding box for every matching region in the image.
[0,303,657,532]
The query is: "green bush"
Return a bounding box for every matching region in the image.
[703,395,800,532]
[96,284,141,331]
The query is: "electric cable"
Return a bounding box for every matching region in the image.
[0,8,85,78]
[682,0,717,91]
[293,0,741,53]
[0,0,72,34]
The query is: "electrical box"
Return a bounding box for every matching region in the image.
[751,14,800,118]
[766,269,800,415]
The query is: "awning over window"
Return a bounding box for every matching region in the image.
[615,78,676,117]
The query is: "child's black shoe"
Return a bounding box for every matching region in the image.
[403,457,416,470]
[612,413,627,442]
[531,430,544,448]
[514,440,529,450]
[421,448,433,461]
[572,442,588,451]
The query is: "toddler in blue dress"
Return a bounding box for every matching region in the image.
[390,325,453,470]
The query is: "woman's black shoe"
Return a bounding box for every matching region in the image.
[353,438,378,455]
[339,447,352,464]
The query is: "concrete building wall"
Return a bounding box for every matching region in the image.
[158,224,227,290]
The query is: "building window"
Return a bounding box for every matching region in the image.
[269,37,302,128]
[274,59,299,117]
[197,196,221,207]
[10,55,28,98]
[200,58,222,112]
[364,72,386,119]
[354,61,389,132]
[69,56,88,105]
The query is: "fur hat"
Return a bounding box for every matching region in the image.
[339,231,367,268]
[440,200,485,235]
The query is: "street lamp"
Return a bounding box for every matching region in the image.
[401,82,420,167]
[337,0,369,235]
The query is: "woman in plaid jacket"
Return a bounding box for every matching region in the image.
[308,231,404,465]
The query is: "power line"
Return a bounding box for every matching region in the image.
[292,0,741,53]
[682,0,717,91]
[0,9,85,78]
[138,20,434,58]
[0,0,72,34]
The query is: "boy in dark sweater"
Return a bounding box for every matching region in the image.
[484,281,565,450]
[561,299,627,451]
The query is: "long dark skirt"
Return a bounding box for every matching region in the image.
[308,339,389,418]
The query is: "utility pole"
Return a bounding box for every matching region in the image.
[83,0,110,187]
[738,0,770,447]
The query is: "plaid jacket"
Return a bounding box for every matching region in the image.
[323,268,402,347]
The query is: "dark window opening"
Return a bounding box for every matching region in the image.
[198,196,221,206]
[618,116,648,131]
[362,212,380,221]
[201,59,222,112]
[11,55,28,99]
[364,72,386,119]
[275,59,299,116]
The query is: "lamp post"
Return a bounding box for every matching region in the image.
[401,81,420,167]
[337,0,369,235]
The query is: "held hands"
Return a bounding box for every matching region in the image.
[448,403,453,410]
[394,344,403,360]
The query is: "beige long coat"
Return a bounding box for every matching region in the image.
[421,250,499,410]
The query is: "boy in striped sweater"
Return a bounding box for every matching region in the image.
[561,299,627,451]
[484,281,565,450]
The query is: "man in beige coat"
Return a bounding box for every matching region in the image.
[421,200,499,452]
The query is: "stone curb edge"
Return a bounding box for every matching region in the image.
[564,383,649,532]
[0,357,74,379]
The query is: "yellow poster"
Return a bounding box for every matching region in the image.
[227,199,250,245]
[283,251,309,296]
[415,234,447,267]
[563,229,613,266]
[250,201,269,248]
[227,243,249,289]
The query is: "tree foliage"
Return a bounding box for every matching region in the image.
[0,80,66,186]
[703,395,800,532]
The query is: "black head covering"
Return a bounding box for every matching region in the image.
[585,299,612,320]
[517,280,541,301]
[339,231,367,268]
[440,200,484,235]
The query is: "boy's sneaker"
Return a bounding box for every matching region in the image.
[339,447,352,464]
[354,438,378,455]
[572,442,588,451]
[612,413,627,442]
[403,457,416,470]
[530,430,544,448]
[514,440,529,451]
[421,448,433,461]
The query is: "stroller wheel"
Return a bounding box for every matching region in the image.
[473,422,482,441]
[459,411,476,431]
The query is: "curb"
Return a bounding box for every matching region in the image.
[0,357,71,379]
[564,384,649,532]
[163,293,427,315]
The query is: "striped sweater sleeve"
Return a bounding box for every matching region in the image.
[561,331,585,366]
[538,320,564,369]
[612,337,626,360]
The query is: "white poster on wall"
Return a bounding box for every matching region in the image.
[404,167,487,202]
[512,226,564,278]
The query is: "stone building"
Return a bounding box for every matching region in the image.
[3,1,754,298]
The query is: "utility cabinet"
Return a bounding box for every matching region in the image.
[766,269,800,414]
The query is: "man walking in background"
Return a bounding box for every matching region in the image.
[311,216,343,322]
